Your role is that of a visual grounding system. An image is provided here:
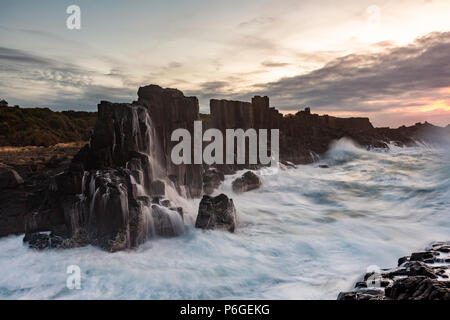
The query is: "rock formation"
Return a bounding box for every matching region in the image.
[0,165,24,189]
[338,242,450,300]
[22,85,202,251]
[1,84,450,251]
[232,171,261,193]
[195,194,237,232]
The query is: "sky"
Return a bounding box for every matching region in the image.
[1,0,450,127]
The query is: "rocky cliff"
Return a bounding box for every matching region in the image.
[21,86,207,251]
[2,84,449,251]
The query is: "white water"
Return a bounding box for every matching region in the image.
[0,139,449,300]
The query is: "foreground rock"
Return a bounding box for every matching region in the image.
[21,86,202,251]
[0,165,24,189]
[338,242,450,300]
[195,194,237,232]
[232,171,261,193]
[0,143,84,237]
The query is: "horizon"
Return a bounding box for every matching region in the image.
[1,85,450,130]
[1,0,450,127]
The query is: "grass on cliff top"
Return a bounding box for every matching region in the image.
[0,106,97,147]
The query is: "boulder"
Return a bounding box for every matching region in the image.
[195,194,237,232]
[232,171,261,193]
[0,166,24,189]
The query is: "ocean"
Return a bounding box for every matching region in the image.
[0,138,449,299]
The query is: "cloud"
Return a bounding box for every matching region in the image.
[237,16,277,29]
[198,81,230,91]
[0,46,136,110]
[248,31,450,114]
[166,61,183,69]
[0,46,49,65]
[261,60,291,68]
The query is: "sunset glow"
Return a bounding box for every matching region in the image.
[1,0,450,127]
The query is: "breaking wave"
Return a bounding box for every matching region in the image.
[0,138,449,299]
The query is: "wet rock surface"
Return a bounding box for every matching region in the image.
[18,86,204,251]
[232,171,261,193]
[195,194,237,232]
[0,143,84,237]
[338,242,450,300]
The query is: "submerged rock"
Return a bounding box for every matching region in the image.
[338,242,450,300]
[24,232,79,250]
[195,194,237,232]
[232,171,261,193]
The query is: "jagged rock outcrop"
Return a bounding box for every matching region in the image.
[338,242,450,300]
[137,85,203,198]
[22,85,201,251]
[2,84,450,252]
[232,171,261,193]
[195,194,237,232]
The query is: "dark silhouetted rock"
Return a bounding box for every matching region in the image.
[232,171,261,193]
[202,168,225,195]
[386,276,450,300]
[410,251,437,262]
[338,242,450,300]
[195,194,237,232]
[0,166,24,189]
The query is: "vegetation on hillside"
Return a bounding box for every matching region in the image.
[0,105,97,147]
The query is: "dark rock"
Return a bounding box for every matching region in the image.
[387,276,450,300]
[232,171,261,193]
[337,289,385,300]
[338,242,450,300]
[45,155,67,168]
[195,194,237,232]
[410,251,436,262]
[160,199,171,207]
[0,166,24,189]
[202,168,225,195]
[398,256,409,266]
[27,233,51,250]
[149,180,165,197]
[25,232,79,250]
